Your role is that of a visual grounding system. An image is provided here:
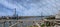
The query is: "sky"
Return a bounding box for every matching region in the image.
[0,0,60,16]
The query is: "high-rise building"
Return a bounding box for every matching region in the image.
[12,8,18,19]
[55,10,60,27]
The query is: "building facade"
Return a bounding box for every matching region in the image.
[55,11,60,27]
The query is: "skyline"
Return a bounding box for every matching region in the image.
[0,0,60,16]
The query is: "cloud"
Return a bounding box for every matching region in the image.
[0,0,60,16]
